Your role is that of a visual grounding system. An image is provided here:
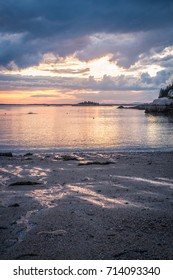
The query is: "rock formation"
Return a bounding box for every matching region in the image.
[168,89,173,98]
[145,97,173,113]
[144,83,173,114]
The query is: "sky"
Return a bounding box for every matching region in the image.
[0,0,173,104]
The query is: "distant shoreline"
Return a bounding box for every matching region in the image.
[0,103,144,107]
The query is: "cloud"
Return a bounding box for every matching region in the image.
[48,67,90,75]
[141,70,173,87]
[76,90,155,103]
[0,72,158,92]
[0,0,173,69]
[31,94,57,98]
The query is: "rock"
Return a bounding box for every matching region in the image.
[168,89,173,98]
[134,104,148,110]
[8,203,20,207]
[145,97,173,113]
[24,153,33,157]
[61,155,79,161]
[117,104,148,110]
[81,177,92,181]
[0,152,13,157]
[152,97,173,106]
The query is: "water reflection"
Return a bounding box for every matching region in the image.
[145,113,173,147]
[0,105,173,151]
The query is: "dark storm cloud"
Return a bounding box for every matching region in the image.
[0,0,173,68]
[1,0,173,35]
[140,70,172,86]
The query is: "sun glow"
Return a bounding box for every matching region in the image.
[88,55,120,79]
[0,45,168,104]
[3,54,122,80]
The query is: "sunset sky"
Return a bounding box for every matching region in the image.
[0,0,173,104]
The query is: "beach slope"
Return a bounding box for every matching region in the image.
[0,152,173,259]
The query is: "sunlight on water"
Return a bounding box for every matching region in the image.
[0,105,173,151]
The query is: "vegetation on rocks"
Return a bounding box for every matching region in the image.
[159,83,173,98]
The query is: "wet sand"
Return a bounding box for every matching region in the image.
[0,151,173,259]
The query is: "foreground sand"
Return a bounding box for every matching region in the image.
[0,151,173,260]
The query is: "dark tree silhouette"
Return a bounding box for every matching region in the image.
[159,83,173,98]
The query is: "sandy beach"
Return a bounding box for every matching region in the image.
[0,151,173,260]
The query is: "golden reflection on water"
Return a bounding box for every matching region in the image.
[145,114,160,144]
[0,105,173,150]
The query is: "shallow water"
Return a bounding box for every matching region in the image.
[0,105,173,152]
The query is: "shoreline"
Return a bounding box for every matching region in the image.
[0,151,173,259]
[1,146,173,155]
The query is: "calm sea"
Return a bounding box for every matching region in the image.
[0,105,173,152]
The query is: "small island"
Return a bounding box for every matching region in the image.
[73,101,100,106]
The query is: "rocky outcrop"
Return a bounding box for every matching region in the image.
[0,152,13,157]
[145,97,173,114]
[117,104,148,110]
[168,89,173,98]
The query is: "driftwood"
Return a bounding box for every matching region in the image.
[9,181,42,186]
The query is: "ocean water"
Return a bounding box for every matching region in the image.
[0,105,173,152]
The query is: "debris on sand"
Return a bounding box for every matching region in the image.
[9,181,42,186]
[0,152,13,157]
[78,160,115,166]
[61,155,80,161]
